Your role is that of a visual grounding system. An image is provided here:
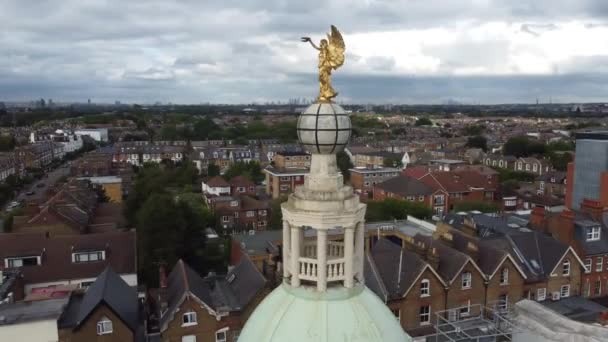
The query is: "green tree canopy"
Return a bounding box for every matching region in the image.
[503,136,546,157]
[223,161,264,183]
[365,198,432,221]
[415,117,433,126]
[466,135,488,151]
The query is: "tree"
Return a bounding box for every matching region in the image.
[466,135,487,151]
[503,136,546,157]
[336,151,354,181]
[415,117,433,126]
[268,197,288,230]
[207,163,220,177]
[365,199,432,221]
[383,156,403,168]
[548,151,573,171]
[223,161,264,183]
[136,194,214,285]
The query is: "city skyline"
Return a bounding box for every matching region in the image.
[1,1,608,104]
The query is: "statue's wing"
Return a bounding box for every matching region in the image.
[327,25,345,68]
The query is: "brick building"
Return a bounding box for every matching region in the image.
[349,167,400,196]
[263,151,310,199]
[373,175,449,216]
[58,267,139,342]
[158,258,267,342]
[209,195,270,232]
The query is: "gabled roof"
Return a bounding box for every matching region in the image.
[161,258,266,330]
[206,176,230,187]
[485,231,578,283]
[229,175,255,188]
[414,235,484,284]
[375,175,435,197]
[58,267,138,332]
[367,239,446,300]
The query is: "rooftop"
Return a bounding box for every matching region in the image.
[0,297,68,326]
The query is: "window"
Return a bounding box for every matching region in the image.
[597,257,604,272]
[518,162,523,170]
[500,268,509,285]
[259,210,267,216]
[560,285,570,298]
[419,306,431,325]
[461,272,472,289]
[407,196,415,201]
[237,187,245,193]
[246,211,255,217]
[585,282,591,297]
[525,164,530,171]
[459,300,471,317]
[562,260,570,276]
[73,251,104,263]
[585,258,592,273]
[533,164,538,172]
[96,317,113,335]
[182,312,197,326]
[363,181,370,186]
[230,201,238,207]
[182,336,196,342]
[434,195,445,205]
[587,226,601,241]
[537,288,546,301]
[216,328,229,342]
[79,281,94,289]
[280,177,290,181]
[420,279,430,297]
[418,195,425,202]
[595,280,602,296]
[279,185,289,191]
[498,294,508,310]
[5,256,40,268]
[222,216,229,223]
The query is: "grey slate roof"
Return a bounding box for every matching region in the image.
[58,267,138,331]
[415,235,471,284]
[0,297,68,326]
[161,257,266,329]
[486,231,570,283]
[368,238,427,300]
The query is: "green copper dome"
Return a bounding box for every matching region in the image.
[238,284,412,342]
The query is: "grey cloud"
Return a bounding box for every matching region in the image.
[0,0,608,103]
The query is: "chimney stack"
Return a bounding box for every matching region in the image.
[426,247,440,270]
[530,206,546,231]
[159,263,168,289]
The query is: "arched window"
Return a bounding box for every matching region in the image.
[420,279,430,297]
[96,317,113,335]
[562,260,571,276]
[500,268,508,285]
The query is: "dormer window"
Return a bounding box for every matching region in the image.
[96,317,113,335]
[72,251,105,263]
[5,256,41,268]
[182,311,197,326]
[586,226,601,241]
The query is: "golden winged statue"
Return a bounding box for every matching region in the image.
[301,25,345,103]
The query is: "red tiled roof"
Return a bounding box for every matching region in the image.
[206,176,229,187]
[401,166,430,179]
[419,171,497,193]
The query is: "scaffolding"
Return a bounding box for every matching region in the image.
[427,301,521,342]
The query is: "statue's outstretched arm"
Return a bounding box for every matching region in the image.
[301,37,320,50]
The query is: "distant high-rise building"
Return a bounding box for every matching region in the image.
[567,131,608,209]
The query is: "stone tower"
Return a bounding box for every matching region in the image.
[238,102,411,341]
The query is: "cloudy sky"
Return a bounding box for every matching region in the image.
[2,0,608,104]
